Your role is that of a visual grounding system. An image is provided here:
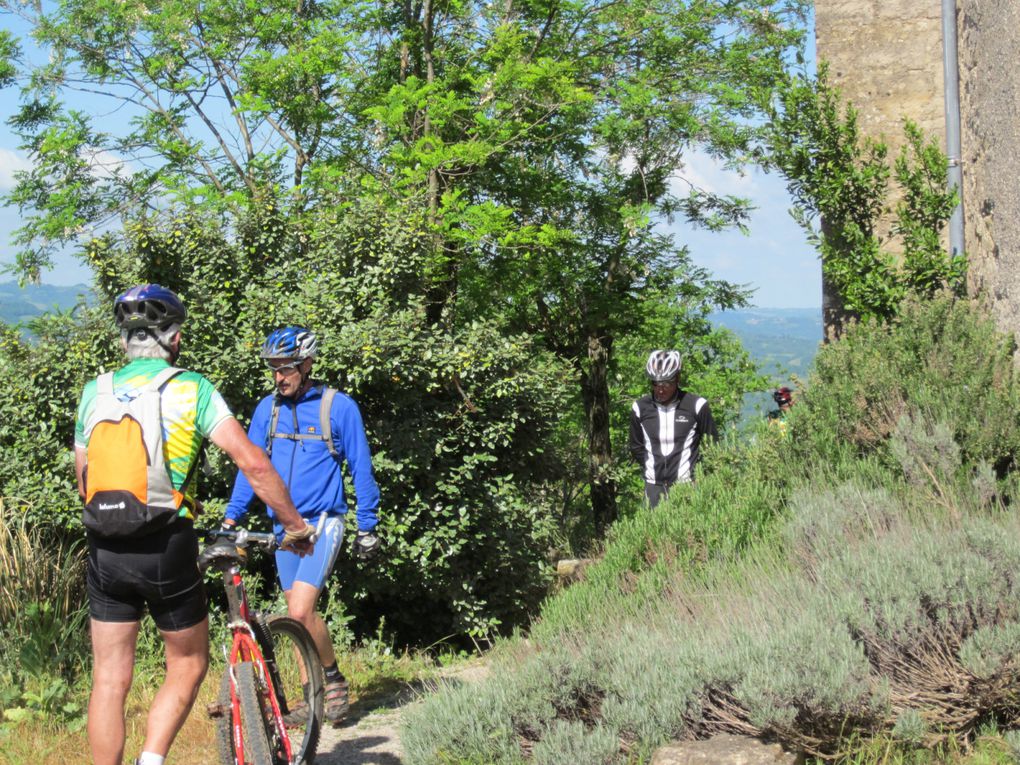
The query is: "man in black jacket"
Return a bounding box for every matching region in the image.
[629,350,718,508]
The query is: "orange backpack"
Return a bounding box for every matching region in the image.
[82,367,186,537]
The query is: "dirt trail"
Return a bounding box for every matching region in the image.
[314,660,489,765]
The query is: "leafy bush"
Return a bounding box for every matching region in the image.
[530,721,620,765]
[793,295,1020,477]
[0,201,571,643]
[403,297,1020,763]
[406,466,1020,762]
[0,311,113,527]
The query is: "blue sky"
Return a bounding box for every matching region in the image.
[666,152,820,309]
[0,11,822,309]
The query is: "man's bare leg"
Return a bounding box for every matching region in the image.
[138,617,210,757]
[88,619,141,765]
[285,583,335,666]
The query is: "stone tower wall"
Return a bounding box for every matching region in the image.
[815,2,945,150]
[813,1,945,330]
[957,2,1020,338]
[815,1,1020,347]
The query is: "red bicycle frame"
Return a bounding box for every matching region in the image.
[223,564,293,764]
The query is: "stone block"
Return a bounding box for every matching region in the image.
[650,734,805,765]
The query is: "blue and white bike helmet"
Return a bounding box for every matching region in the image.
[114,284,187,330]
[261,326,318,360]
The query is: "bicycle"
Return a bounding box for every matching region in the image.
[199,525,325,765]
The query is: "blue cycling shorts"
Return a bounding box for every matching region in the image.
[275,514,345,592]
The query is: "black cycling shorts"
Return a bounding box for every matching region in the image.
[87,521,207,631]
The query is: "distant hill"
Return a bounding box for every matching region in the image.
[0,282,92,325]
[710,307,823,426]
[710,307,822,380]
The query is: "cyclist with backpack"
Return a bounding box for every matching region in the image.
[74,285,317,765]
[629,349,718,509]
[222,326,382,725]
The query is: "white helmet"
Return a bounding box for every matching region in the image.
[646,350,681,382]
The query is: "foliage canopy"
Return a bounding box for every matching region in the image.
[0,0,809,639]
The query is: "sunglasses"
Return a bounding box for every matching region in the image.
[266,359,303,374]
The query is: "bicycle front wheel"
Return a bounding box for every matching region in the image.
[216,660,275,765]
[259,614,325,765]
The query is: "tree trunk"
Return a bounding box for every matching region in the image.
[581,331,618,538]
[419,0,453,327]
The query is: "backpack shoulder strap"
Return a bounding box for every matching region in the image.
[96,371,115,395]
[84,372,118,438]
[266,396,282,457]
[148,366,183,392]
[264,387,338,458]
[320,387,339,458]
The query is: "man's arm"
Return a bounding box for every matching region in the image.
[210,417,307,534]
[222,405,268,526]
[335,396,381,532]
[628,401,646,464]
[75,445,87,500]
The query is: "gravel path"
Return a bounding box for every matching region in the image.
[314,691,409,765]
[314,661,489,765]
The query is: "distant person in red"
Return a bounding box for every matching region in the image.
[770,386,793,417]
[768,386,794,431]
[629,350,718,509]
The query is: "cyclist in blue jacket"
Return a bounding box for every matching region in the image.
[223,326,381,724]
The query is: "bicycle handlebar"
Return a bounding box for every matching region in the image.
[202,512,328,553]
[205,527,279,551]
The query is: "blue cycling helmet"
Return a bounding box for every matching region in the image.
[114,284,187,330]
[261,326,318,360]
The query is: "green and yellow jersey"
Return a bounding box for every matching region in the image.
[75,357,234,518]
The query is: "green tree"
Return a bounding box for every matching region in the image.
[766,67,965,326]
[355,0,808,534]
[3,0,807,567]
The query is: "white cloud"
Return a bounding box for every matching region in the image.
[0,146,134,192]
[673,147,758,197]
[83,147,133,180]
[0,148,32,191]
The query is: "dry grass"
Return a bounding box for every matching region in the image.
[0,672,223,765]
[0,498,85,631]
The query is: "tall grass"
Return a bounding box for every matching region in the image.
[0,498,86,632]
[0,498,89,727]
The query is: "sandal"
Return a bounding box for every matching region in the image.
[282,699,309,728]
[279,682,311,727]
[324,678,350,725]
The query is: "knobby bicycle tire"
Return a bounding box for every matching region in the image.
[216,660,274,765]
[260,614,325,765]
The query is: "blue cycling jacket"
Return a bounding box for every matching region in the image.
[225,383,380,533]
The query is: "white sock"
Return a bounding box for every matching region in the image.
[137,753,165,765]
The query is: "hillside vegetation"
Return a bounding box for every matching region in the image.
[401,295,1020,764]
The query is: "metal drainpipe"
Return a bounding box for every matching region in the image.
[942,0,965,256]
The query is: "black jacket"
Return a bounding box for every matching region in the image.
[629,391,717,485]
